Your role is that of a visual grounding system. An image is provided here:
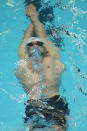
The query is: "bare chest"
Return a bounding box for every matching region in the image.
[27,57,64,85]
[17,58,64,88]
[42,58,61,83]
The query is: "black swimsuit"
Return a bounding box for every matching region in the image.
[24,95,70,130]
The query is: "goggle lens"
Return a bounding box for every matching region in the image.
[27,41,44,47]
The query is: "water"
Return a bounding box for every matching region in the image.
[0,0,87,130]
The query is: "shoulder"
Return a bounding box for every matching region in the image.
[15,59,31,79]
[16,60,27,74]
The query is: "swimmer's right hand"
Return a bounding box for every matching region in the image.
[26,4,38,17]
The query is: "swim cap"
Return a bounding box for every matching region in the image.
[26,37,44,46]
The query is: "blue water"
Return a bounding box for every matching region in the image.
[0,0,87,130]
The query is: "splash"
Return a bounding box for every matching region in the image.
[0,29,10,38]
[6,0,15,7]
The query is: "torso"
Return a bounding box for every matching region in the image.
[16,55,64,100]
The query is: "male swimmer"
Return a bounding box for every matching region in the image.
[16,4,69,131]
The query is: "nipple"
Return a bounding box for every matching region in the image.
[47,65,50,68]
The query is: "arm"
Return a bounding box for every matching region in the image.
[18,23,34,59]
[33,18,61,58]
[26,4,60,58]
[26,4,47,39]
[32,18,61,58]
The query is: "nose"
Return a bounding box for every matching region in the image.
[33,45,38,49]
[32,45,39,53]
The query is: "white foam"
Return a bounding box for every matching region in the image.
[0,29,10,38]
[6,0,15,7]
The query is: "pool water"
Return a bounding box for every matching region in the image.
[0,0,87,130]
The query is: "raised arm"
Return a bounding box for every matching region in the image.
[32,14,61,59]
[26,4,60,59]
[18,23,34,59]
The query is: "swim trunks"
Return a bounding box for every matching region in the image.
[24,95,70,130]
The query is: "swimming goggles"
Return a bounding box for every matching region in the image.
[26,41,44,47]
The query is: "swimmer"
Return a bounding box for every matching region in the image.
[15,4,69,131]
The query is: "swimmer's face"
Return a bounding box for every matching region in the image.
[27,41,47,57]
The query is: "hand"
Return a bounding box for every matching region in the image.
[26,4,38,17]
